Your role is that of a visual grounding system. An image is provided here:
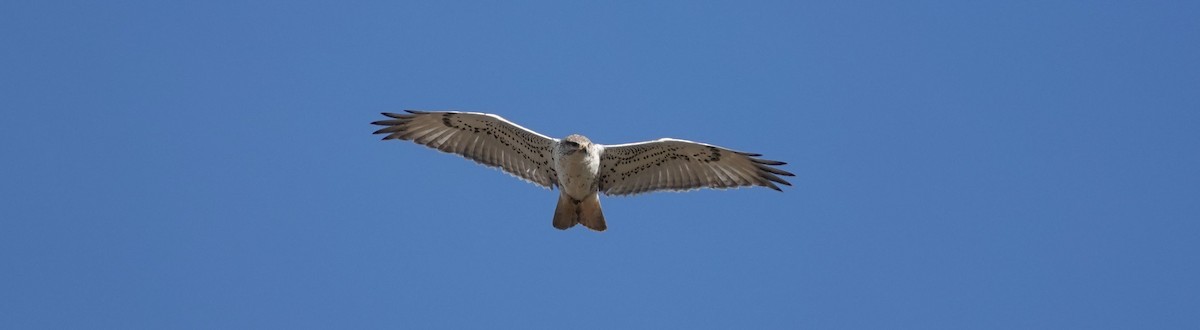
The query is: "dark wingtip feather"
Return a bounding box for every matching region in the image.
[757,164,795,177]
[765,181,782,191]
[373,126,406,135]
[404,109,429,114]
[759,171,793,186]
[752,158,787,166]
[372,119,406,126]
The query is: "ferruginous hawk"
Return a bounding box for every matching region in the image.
[371,110,794,231]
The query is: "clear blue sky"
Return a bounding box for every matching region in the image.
[2,1,1198,328]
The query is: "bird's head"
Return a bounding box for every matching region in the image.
[561,134,592,155]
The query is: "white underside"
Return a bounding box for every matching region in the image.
[554,147,602,200]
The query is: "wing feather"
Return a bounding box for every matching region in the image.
[598,138,794,196]
[372,111,558,189]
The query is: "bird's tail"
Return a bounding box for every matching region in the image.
[552,192,606,232]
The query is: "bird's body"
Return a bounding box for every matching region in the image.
[553,134,602,200]
[551,134,607,230]
[372,110,794,231]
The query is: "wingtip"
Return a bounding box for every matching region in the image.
[759,170,793,187]
[373,126,405,135]
[752,158,787,166]
[756,164,795,177]
[766,182,782,191]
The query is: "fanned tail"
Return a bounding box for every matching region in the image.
[552,192,606,232]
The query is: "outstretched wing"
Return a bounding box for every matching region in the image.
[372,110,559,189]
[598,138,793,196]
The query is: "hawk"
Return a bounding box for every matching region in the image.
[371,110,794,231]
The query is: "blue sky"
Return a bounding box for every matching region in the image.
[2,1,1198,328]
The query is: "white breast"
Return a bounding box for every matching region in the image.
[554,145,603,200]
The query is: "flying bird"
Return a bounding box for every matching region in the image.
[371,110,794,231]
